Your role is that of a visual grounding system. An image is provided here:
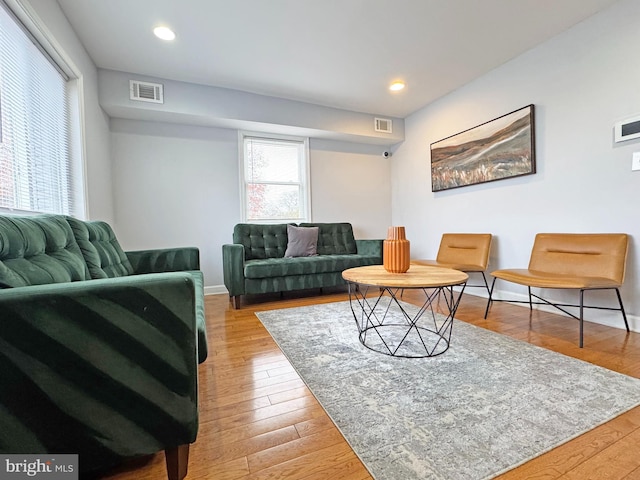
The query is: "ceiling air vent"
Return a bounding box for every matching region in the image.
[129,80,164,104]
[374,117,392,133]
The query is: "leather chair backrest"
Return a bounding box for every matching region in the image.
[528,233,628,284]
[436,233,492,270]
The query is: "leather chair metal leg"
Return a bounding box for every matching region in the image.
[484,277,497,318]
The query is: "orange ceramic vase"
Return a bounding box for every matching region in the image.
[383,226,410,273]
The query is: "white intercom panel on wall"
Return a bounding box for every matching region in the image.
[614,114,640,143]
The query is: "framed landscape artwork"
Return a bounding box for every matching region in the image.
[430,104,536,192]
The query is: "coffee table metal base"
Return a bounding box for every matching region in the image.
[347,284,465,358]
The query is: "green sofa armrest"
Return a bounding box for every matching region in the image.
[126,247,200,274]
[0,273,199,472]
[125,248,207,362]
[189,270,208,363]
[356,239,383,260]
[222,243,246,297]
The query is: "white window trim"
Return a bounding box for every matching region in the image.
[238,131,311,224]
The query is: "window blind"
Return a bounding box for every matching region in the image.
[0,2,76,216]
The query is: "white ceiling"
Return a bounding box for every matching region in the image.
[56,0,620,118]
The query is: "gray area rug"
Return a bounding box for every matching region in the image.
[256,300,640,480]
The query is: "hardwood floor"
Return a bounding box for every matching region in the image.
[96,289,640,480]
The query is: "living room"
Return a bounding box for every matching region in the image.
[30,0,638,330]
[4,0,635,322]
[2,0,640,478]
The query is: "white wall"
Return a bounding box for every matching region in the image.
[309,139,391,239]
[110,121,392,290]
[110,120,238,292]
[23,0,114,222]
[392,0,640,331]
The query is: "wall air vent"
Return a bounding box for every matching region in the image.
[374,117,392,133]
[129,80,164,104]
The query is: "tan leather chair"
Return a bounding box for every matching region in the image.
[412,233,492,295]
[484,233,630,347]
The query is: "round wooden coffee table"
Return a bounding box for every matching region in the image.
[342,265,468,357]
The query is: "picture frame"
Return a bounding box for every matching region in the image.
[430,104,536,192]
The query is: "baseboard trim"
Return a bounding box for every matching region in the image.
[204,285,228,296]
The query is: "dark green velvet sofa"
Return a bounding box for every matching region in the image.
[223,222,383,308]
[0,214,208,480]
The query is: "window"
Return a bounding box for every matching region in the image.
[0,2,83,216]
[240,133,310,223]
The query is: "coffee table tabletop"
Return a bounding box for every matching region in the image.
[342,264,468,288]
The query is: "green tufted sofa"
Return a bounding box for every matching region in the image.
[222,222,383,308]
[0,213,208,480]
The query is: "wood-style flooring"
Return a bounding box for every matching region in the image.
[96,288,640,480]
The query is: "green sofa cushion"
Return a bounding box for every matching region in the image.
[245,271,349,295]
[299,223,357,255]
[244,254,381,279]
[0,215,89,287]
[233,223,289,260]
[66,217,134,279]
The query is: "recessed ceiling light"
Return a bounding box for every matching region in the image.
[153,26,176,41]
[389,81,406,92]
